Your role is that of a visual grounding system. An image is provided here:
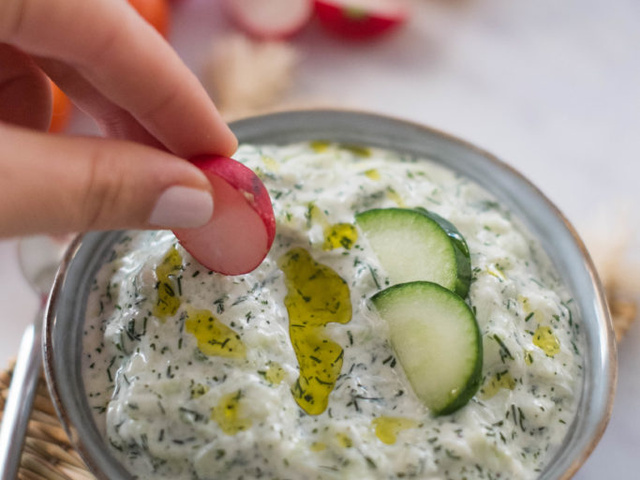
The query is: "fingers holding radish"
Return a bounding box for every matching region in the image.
[173,155,276,276]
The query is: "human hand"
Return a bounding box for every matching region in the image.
[0,0,237,237]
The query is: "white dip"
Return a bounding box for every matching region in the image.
[83,142,583,479]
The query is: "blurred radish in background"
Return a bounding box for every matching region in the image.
[223,0,314,40]
[314,0,410,40]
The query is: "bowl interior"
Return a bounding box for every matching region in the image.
[44,110,616,480]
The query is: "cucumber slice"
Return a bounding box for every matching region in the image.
[414,208,471,298]
[355,208,469,297]
[372,281,482,415]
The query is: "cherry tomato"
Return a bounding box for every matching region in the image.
[127,0,171,38]
[48,80,72,133]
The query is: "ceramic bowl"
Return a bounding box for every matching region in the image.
[44,110,617,480]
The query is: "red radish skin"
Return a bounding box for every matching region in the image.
[224,0,314,40]
[173,156,276,276]
[314,0,409,40]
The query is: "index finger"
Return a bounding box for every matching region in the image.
[0,0,237,157]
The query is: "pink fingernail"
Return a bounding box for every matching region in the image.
[149,186,213,228]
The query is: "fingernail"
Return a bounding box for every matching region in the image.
[149,186,213,228]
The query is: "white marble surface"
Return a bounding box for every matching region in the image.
[1,0,639,477]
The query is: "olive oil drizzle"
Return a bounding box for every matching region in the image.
[323,223,358,251]
[480,371,516,399]
[153,246,183,320]
[211,391,252,435]
[264,361,286,384]
[533,326,561,357]
[278,248,352,415]
[185,307,246,359]
[372,417,417,445]
[305,201,358,252]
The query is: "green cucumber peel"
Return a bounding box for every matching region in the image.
[413,207,472,298]
[355,208,471,298]
[372,281,482,416]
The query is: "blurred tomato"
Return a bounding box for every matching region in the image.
[48,80,72,133]
[128,0,171,38]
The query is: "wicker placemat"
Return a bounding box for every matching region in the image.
[0,365,95,480]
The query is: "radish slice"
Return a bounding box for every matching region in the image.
[223,0,314,39]
[314,0,409,40]
[173,156,276,275]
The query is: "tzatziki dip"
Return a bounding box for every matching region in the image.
[82,141,583,479]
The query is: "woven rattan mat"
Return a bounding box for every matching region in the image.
[0,366,95,480]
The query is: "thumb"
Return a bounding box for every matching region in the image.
[0,123,214,237]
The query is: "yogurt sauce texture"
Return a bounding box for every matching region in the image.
[83,142,584,479]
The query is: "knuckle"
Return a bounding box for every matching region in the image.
[78,146,128,231]
[0,0,28,41]
[137,86,180,126]
[97,109,131,140]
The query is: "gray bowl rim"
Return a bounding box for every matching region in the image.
[44,108,617,480]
